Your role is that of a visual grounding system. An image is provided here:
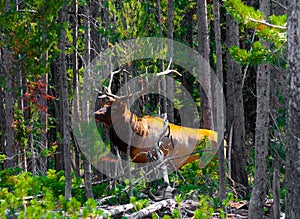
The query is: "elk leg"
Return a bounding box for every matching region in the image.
[161,162,170,185]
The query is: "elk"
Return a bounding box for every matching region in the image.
[94,68,219,171]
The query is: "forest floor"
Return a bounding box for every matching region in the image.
[84,197,284,218]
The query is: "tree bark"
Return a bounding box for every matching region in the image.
[213,0,226,202]
[83,2,91,123]
[285,0,300,217]
[72,0,81,178]
[249,1,271,217]
[197,0,213,130]
[3,47,15,169]
[0,49,6,168]
[84,158,94,199]
[40,68,48,175]
[165,0,174,123]
[226,14,248,188]
[82,1,94,199]
[0,81,5,162]
[90,0,101,60]
[157,0,165,117]
[58,2,72,200]
[272,169,280,219]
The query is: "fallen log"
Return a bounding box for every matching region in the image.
[124,199,176,219]
[98,203,135,217]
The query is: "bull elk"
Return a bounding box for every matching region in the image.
[94,68,219,171]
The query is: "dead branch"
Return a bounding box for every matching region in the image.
[154,113,169,161]
[124,199,176,219]
[248,18,286,30]
[99,203,135,217]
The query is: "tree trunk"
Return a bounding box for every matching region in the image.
[58,2,72,200]
[40,70,48,175]
[269,0,286,200]
[197,0,213,130]
[285,0,300,217]
[249,1,271,217]
[3,47,15,169]
[72,0,81,178]
[91,0,101,60]
[213,0,226,202]
[0,49,6,168]
[83,2,91,123]
[166,0,174,123]
[157,0,164,117]
[82,1,94,199]
[226,14,248,188]
[53,63,64,172]
[0,81,5,161]
[84,158,94,199]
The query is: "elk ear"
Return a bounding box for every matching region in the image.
[103,87,108,93]
[98,87,108,99]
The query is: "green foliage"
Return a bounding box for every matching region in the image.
[0,167,20,185]
[175,194,183,205]
[194,196,214,219]
[82,199,104,219]
[67,197,81,217]
[224,0,287,67]
[0,168,108,217]
[174,155,219,199]
[130,196,149,211]
[224,0,286,42]
[163,215,172,219]
[152,212,159,219]
[172,208,181,218]
[229,41,270,65]
[0,0,62,76]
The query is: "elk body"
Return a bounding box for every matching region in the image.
[95,90,218,170]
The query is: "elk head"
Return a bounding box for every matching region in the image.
[95,66,181,125]
[94,92,114,125]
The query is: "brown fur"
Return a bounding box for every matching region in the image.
[95,97,218,169]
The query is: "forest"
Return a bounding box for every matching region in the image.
[0,0,299,218]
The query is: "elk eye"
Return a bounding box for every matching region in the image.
[102,98,109,103]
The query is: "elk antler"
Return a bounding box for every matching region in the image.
[103,59,181,101]
[157,58,182,77]
[106,67,130,94]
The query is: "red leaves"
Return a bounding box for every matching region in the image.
[22,80,55,112]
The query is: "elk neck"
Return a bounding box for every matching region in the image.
[108,100,149,151]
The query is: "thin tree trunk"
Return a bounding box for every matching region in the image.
[156,0,164,116]
[0,49,6,169]
[91,0,101,60]
[166,0,174,123]
[59,2,72,200]
[197,0,213,130]
[53,62,64,172]
[248,56,271,215]
[0,82,5,162]
[272,169,280,219]
[249,1,271,217]
[285,0,300,217]
[1,0,15,169]
[213,0,226,202]
[226,14,248,188]
[269,0,287,204]
[84,158,94,199]
[72,0,80,178]
[3,48,15,169]
[82,1,94,199]
[16,66,22,170]
[83,3,91,123]
[40,69,48,175]
[100,0,109,51]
